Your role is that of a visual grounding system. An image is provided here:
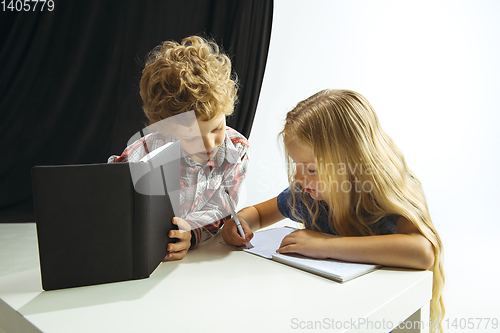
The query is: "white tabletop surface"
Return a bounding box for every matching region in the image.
[0,221,432,333]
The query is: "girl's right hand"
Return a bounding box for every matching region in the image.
[222,216,253,246]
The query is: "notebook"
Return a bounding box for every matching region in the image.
[242,226,381,283]
[32,141,181,290]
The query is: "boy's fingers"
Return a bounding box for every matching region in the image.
[169,219,193,241]
[166,218,192,256]
[163,249,188,261]
[169,229,181,239]
[168,240,189,253]
[170,229,191,241]
[172,217,191,231]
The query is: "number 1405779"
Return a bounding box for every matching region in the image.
[1,0,54,12]
[443,317,498,330]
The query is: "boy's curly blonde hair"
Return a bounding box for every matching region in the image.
[140,36,238,125]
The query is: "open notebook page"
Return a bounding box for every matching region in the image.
[243,226,297,259]
[242,226,381,283]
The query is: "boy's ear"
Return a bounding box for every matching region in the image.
[146,122,163,134]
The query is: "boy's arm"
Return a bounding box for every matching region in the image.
[107,133,167,163]
[184,212,227,248]
[185,145,250,247]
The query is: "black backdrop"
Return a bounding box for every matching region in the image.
[0,0,273,222]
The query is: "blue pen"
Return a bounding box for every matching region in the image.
[224,189,253,249]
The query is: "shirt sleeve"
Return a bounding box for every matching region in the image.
[277,187,295,221]
[107,133,168,163]
[373,214,399,235]
[276,187,311,226]
[184,191,229,248]
[186,139,250,248]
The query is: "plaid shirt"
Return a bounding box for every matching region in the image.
[108,126,249,247]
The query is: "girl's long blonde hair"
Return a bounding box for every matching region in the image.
[280,89,445,332]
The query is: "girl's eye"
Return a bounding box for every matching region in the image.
[213,125,224,132]
[306,163,317,174]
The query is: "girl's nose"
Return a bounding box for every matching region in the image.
[294,171,304,183]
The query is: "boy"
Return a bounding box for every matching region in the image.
[109,36,249,260]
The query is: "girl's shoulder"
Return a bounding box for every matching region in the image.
[277,187,329,227]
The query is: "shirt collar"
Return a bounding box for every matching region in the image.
[216,132,241,165]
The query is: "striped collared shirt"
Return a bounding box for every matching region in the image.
[108,126,249,247]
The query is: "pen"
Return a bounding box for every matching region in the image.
[224,189,252,248]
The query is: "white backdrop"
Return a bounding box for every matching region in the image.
[243,0,500,330]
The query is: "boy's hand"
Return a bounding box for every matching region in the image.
[163,217,192,261]
[222,216,253,247]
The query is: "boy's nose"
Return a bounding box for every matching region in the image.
[203,137,216,150]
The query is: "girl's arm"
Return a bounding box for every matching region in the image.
[222,196,285,246]
[277,217,435,270]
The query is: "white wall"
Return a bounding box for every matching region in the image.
[245,0,500,329]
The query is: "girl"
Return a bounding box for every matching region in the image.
[222,89,444,332]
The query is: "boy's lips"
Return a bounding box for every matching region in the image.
[196,147,218,157]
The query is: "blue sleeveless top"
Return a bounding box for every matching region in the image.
[277,187,398,235]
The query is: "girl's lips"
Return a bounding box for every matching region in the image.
[304,188,315,193]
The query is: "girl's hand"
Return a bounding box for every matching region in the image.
[163,217,192,261]
[276,229,333,259]
[222,216,253,247]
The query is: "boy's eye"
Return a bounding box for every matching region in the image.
[213,125,224,132]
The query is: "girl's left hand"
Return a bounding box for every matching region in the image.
[276,229,333,259]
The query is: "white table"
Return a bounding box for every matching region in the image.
[0,222,432,333]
